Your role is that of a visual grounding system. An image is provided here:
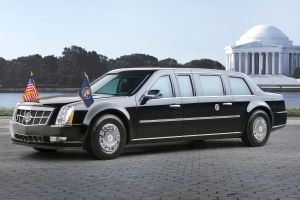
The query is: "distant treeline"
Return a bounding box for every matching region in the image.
[0,46,224,88]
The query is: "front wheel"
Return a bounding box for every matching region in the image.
[87,114,126,160]
[242,110,271,147]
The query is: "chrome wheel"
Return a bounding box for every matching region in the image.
[99,124,120,154]
[253,117,267,142]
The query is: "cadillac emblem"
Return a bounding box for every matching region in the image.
[24,112,32,123]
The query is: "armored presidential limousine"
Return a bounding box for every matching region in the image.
[10,68,287,159]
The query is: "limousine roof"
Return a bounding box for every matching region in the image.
[109,67,244,76]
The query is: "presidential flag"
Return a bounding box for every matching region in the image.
[22,72,40,102]
[79,73,94,108]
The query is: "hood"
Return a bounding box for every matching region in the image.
[39,93,113,106]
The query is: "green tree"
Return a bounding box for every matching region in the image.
[110,54,158,69]
[184,59,225,70]
[158,58,181,68]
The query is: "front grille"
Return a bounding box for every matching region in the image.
[15,106,54,125]
[14,133,44,143]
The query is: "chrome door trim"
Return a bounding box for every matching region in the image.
[272,124,285,129]
[276,111,287,114]
[132,131,242,141]
[139,115,240,124]
[140,118,183,124]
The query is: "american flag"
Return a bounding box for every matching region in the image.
[22,72,40,102]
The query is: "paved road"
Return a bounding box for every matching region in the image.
[0,117,299,200]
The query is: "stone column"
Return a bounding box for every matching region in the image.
[232,53,235,71]
[266,52,269,74]
[279,52,282,74]
[259,52,263,74]
[272,52,275,74]
[252,52,255,74]
[238,52,242,72]
[245,52,248,74]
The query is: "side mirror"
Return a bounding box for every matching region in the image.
[141,90,162,104]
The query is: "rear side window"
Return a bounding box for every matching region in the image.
[177,75,194,97]
[199,75,224,96]
[150,76,173,98]
[229,77,252,95]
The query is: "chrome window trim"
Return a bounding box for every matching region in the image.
[139,115,240,124]
[132,131,242,141]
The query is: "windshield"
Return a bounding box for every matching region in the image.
[91,72,150,96]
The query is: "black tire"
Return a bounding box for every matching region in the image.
[242,110,271,147]
[33,148,57,152]
[87,114,126,160]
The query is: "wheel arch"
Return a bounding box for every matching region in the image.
[246,100,274,128]
[83,104,131,145]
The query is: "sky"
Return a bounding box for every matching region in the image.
[0,0,300,65]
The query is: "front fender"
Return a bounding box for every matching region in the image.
[83,103,130,126]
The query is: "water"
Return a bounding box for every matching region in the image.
[0,92,299,108]
[279,92,300,108]
[0,93,65,108]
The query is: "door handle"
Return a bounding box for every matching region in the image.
[169,104,181,108]
[223,102,233,106]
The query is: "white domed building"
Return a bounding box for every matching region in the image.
[225,25,300,76]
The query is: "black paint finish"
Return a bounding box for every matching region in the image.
[10,68,287,149]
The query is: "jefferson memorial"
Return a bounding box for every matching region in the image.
[225,25,300,76]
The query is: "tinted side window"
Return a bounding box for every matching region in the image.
[150,76,173,98]
[229,77,252,95]
[177,75,194,97]
[199,75,224,96]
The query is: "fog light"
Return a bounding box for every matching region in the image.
[50,136,67,143]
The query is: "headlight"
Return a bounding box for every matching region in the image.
[12,103,19,121]
[55,106,74,126]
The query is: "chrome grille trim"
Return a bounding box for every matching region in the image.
[14,106,54,126]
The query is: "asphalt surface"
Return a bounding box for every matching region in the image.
[0,117,299,200]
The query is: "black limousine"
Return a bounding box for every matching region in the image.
[10,68,287,159]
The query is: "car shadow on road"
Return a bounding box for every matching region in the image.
[121,139,245,157]
[20,139,245,161]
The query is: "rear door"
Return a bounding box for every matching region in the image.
[195,73,236,135]
[228,75,254,133]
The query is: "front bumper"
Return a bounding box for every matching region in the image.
[10,120,87,150]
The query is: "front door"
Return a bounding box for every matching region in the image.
[136,75,183,140]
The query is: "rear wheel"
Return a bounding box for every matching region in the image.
[87,114,126,160]
[242,110,271,147]
[33,148,57,152]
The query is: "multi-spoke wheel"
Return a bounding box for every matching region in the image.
[87,114,126,160]
[242,110,271,147]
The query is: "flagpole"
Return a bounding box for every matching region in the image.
[84,72,89,82]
